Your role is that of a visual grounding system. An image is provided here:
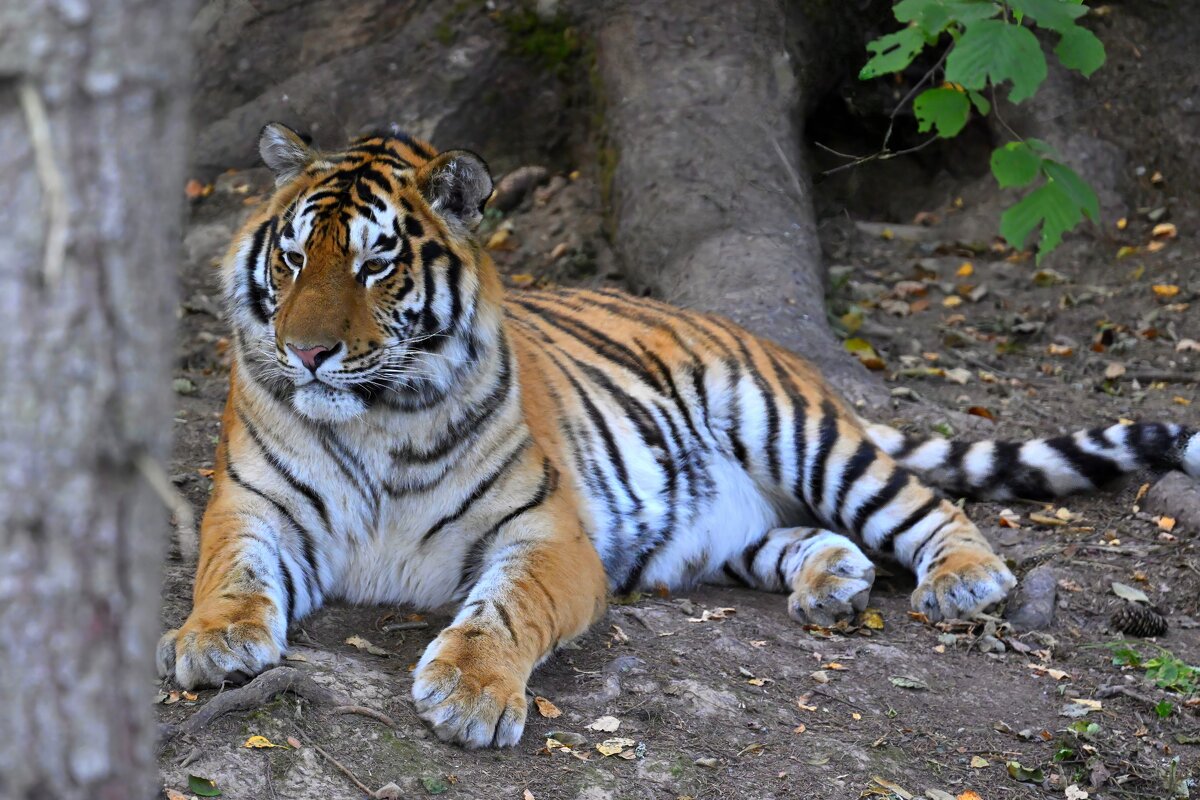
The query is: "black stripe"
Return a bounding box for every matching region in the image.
[910,519,954,569]
[833,440,878,528]
[457,460,557,593]
[850,468,911,534]
[236,408,333,535]
[224,451,321,603]
[492,600,519,644]
[742,533,771,578]
[708,316,782,482]
[806,401,841,519]
[244,219,273,324]
[1047,436,1121,489]
[877,495,943,554]
[421,436,530,544]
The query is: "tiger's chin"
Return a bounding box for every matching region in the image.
[292,383,368,423]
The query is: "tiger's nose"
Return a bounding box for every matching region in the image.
[287,341,339,372]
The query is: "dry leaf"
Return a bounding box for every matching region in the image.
[966,406,995,421]
[596,737,635,757]
[871,776,914,799]
[1112,582,1151,605]
[244,735,286,749]
[688,607,736,622]
[1152,284,1181,298]
[534,696,562,719]
[586,716,620,732]
[942,295,963,308]
[1046,343,1074,357]
[344,635,391,657]
[860,608,885,630]
[810,670,830,684]
[524,791,536,800]
[970,756,989,768]
[956,262,974,277]
[1029,512,1067,527]
[1116,217,1128,230]
[944,367,972,385]
[165,790,190,800]
[998,509,1021,529]
[1152,222,1177,239]
[1104,362,1126,380]
[1157,516,1177,532]
[1176,338,1200,353]
[1146,240,1167,253]
[286,736,302,749]
[957,792,984,800]
[508,272,535,288]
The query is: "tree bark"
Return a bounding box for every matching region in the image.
[0,2,192,798]
[591,0,887,403]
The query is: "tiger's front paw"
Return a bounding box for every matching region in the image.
[412,626,528,748]
[157,600,283,689]
[912,549,1016,622]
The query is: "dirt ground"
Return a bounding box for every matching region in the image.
[157,9,1198,800]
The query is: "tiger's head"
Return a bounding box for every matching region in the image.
[224,123,501,423]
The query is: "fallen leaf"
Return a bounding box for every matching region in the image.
[1158,516,1177,531]
[889,676,928,690]
[998,509,1021,528]
[422,777,449,795]
[508,272,535,288]
[535,696,562,719]
[344,634,391,657]
[957,262,974,277]
[165,790,190,800]
[970,756,990,768]
[942,295,963,308]
[1111,582,1151,605]
[860,608,885,630]
[286,736,302,749]
[1104,362,1126,380]
[1046,343,1074,357]
[486,228,513,250]
[243,735,286,749]
[1152,222,1177,239]
[1176,339,1200,353]
[810,670,830,684]
[871,776,914,799]
[957,792,984,800]
[688,607,736,622]
[1146,240,1167,253]
[596,737,635,757]
[1006,760,1045,783]
[188,775,222,797]
[524,791,536,800]
[966,406,995,421]
[1115,217,1128,230]
[586,716,621,732]
[944,367,972,385]
[1066,785,1089,800]
[1029,511,1067,527]
[1152,284,1180,298]
[694,756,720,768]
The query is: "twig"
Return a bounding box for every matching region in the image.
[294,727,377,799]
[1120,370,1198,385]
[135,452,197,559]
[381,620,429,632]
[331,704,399,729]
[881,46,951,153]
[1095,683,1162,709]
[17,80,68,288]
[263,754,279,800]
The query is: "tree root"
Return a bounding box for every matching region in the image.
[158,666,354,751]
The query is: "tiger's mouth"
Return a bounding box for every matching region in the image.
[291,382,370,423]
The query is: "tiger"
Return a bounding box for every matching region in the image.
[158,122,1200,749]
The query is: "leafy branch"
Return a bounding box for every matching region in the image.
[855,0,1107,262]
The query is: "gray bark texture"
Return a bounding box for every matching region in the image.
[591,0,885,403]
[0,2,192,798]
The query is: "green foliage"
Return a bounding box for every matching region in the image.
[500,6,581,75]
[1107,642,1198,696]
[860,0,1107,261]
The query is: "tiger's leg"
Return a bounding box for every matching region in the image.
[157,413,326,688]
[412,467,607,748]
[714,527,876,626]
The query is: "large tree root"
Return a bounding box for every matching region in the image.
[158,666,385,751]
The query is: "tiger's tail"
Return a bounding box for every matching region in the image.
[864,420,1200,502]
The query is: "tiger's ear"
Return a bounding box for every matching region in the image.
[416,150,494,231]
[259,122,314,186]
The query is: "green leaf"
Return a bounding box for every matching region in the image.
[1155,700,1174,718]
[999,181,1083,258]
[968,90,991,115]
[860,26,928,79]
[913,87,971,137]
[945,20,1047,103]
[1043,161,1101,221]
[1055,25,1106,77]
[1006,760,1045,783]
[894,0,1001,36]
[188,775,223,797]
[423,777,450,795]
[990,142,1042,188]
[1006,0,1087,33]
[889,675,929,690]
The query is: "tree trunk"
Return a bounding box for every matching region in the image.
[591,0,887,403]
[0,2,192,798]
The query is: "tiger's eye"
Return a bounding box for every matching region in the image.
[363,257,391,274]
[284,251,305,270]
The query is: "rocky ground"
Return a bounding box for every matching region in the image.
[157,4,1198,798]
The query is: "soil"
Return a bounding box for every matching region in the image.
[158,5,1198,799]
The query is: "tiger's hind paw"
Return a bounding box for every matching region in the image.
[911,549,1016,622]
[788,542,876,627]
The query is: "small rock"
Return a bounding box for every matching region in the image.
[375,782,403,800]
[490,165,549,212]
[694,756,720,768]
[977,635,1006,654]
[1144,472,1200,533]
[1005,564,1057,631]
[172,377,197,395]
[548,730,587,747]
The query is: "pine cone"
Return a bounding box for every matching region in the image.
[1110,603,1168,638]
